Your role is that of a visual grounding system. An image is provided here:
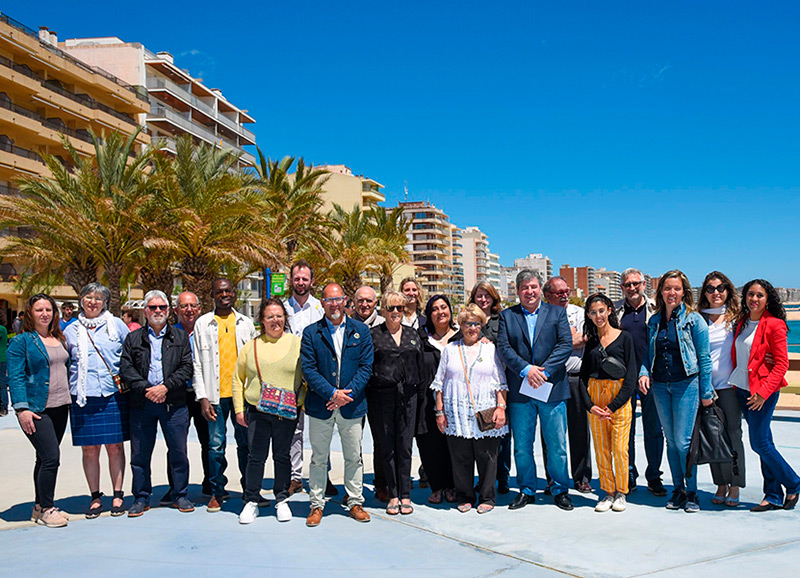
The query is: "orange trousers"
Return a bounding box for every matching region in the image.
[587,378,632,494]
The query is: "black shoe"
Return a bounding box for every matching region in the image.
[127,499,150,518]
[751,501,782,512]
[509,492,535,510]
[554,493,574,511]
[85,491,103,519]
[325,479,338,496]
[647,479,667,497]
[784,494,799,510]
[628,476,638,492]
[110,490,126,517]
[543,484,552,496]
[498,480,510,495]
[418,465,429,489]
[574,480,592,493]
[159,491,173,507]
[666,488,687,510]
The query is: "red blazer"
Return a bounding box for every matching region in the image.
[731,311,789,399]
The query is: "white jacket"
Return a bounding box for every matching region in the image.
[192,309,257,404]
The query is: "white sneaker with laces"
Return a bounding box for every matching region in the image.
[276,500,292,522]
[239,501,258,524]
[595,495,614,512]
[612,492,627,512]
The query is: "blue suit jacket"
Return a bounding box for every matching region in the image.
[496,303,573,403]
[301,316,374,420]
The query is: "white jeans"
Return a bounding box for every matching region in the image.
[308,410,364,509]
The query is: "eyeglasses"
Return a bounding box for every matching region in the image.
[83,295,104,303]
[547,290,570,296]
[705,285,727,294]
[622,281,643,288]
[178,303,200,310]
[384,305,404,312]
[322,296,347,304]
[147,305,169,311]
[462,321,482,328]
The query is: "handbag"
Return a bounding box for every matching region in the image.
[598,345,627,380]
[86,331,128,394]
[687,402,736,475]
[253,337,297,420]
[458,341,496,432]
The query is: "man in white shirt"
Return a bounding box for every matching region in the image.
[284,260,325,495]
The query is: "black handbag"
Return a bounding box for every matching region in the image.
[687,402,737,475]
[598,346,627,380]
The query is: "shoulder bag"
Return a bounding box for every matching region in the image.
[458,342,496,432]
[254,338,298,420]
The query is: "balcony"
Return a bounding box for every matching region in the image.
[0,97,94,145]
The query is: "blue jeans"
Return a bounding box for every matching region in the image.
[508,398,569,496]
[651,377,699,492]
[737,388,800,506]
[130,401,190,500]
[208,397,249,497]
[0,361,8,410]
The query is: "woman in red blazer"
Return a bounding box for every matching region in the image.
[729,279,799,511]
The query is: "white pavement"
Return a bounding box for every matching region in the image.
[2,410,800,577]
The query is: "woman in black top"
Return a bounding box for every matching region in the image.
[368,290,424,515]
[579,293,637,513]
[415,294,460,504]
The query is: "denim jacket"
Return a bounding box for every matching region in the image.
[7,332,69,413]
[639,304,713,399]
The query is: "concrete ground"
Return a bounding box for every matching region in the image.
[2,404,800,578]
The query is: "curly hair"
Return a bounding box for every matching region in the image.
[697,271,740,325]
[738,278,787,329]
[582,293,620,341]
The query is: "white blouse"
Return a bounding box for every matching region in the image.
[728,321,759,392]
[430,340,508,439]
[707,320,734,390]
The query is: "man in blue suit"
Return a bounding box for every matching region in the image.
[301,283,374,527]
[497,270,574,511]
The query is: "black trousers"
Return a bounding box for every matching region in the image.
[369,389,417,499]
[366,390,387,490]
[24,405,69,509]
[446,435,501,506]
[416,390,454,492]
[167,389,211,493]
[542,375,592,485]
[244,406,296,503]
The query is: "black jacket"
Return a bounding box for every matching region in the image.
[120,324,193,409]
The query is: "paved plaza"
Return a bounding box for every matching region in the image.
[2,409,799,577]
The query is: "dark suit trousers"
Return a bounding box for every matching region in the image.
[131,401,190,500]
[628,388,664,483]
[366,390,387,490]
[167,389,210,493]
[542,375,592,484]
[447,435,500,506]
[369,389,417,499]
[416,389,454,492]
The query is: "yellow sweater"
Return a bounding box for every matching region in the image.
[232,333,303,414]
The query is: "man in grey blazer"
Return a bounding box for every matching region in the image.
[497,270,574,510]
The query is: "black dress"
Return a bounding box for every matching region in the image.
[368,324,424,499]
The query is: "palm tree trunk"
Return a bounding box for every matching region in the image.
[64,261,98,296]
[181,257,214,312]
[139,265,175,298]
[105,263,123,316]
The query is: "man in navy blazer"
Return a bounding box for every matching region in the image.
[301,283,374,526]
[497,270,574,511]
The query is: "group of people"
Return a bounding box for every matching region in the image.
[4,262,798,529]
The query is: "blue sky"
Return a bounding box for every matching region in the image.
[12,1,800,287]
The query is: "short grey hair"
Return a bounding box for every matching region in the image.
[516,269,543,289]
[621,268,644,284]
[79,282,111,311]
[143,289,170,307]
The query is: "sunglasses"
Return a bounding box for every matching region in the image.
[385,305,404,312]
[622,281,643,288]
[704,285,727,294]
[147,305,169,311]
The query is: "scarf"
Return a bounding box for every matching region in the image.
[700,305,726,315]
[74,311,119,407]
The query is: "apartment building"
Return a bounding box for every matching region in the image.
[560,264,596,299]
[450,225,465,304]
[62,37,256,167]
[514,253,553,283]
[315,164,385,211]
[595,268,622,301]
[460,226,490,293]
[487,252,502,295]
[0,14,151,310]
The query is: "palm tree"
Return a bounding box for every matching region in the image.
[147,135,280,311]
[322,204,377,296]
[368,206,411,293]
[0,130,154,314]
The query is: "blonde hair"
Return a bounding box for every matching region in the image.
[381,290,406,311]
[457,303,487,326]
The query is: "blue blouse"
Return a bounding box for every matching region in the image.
[64,317,130,398]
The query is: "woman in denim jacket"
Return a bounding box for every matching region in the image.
[638,270,713,513]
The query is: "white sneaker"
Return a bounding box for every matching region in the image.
[275,500,292,522]
[239,501,258,524]
[612,492,627,512]
[595,495,614,512]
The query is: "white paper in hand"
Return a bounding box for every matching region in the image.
[519,380,554,402]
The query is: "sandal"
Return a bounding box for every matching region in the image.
[444,489,457,503]
[711,486,728,505]
[85,491,103,519]
[400,502,414,515]
[111,490,126,517]
[457,503,472,513]
[386,503,400,515]
[428,490,443,504]
[477,503,494,514]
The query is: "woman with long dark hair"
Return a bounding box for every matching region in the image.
[7,294,71,527]
[638,270,713,513]
[729,279,799,511]
[697,271,745,507]
[579,294,636,512]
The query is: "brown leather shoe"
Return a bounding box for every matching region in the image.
[207,496,222,513]
[374,486,390,503]
[306,507,323,527]
[288,480,304,495]
[349,504,371,523]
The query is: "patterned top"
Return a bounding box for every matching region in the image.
[430,340,508,439]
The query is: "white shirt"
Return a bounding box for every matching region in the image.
[707,320,734,390]
[565,303,585,374]
[285,294,324,337]
[728,321,759,392]
[325,317,346,361]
